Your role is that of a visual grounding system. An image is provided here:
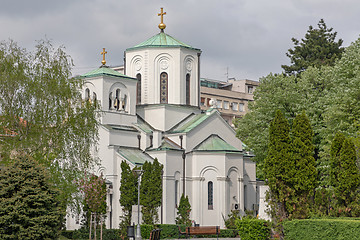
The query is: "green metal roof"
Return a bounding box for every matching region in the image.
[82,66,136,80]
[134,117,154,134]
[127,31,200,51]
[147,138,182,152]
[169,110,217,134]
[103,124,138,132]
[117,147,154,166]
[193,134,242,152]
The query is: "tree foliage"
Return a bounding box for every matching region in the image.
[140,159,163,225]
[78,173,107,214]
[282,19,344,76]
[0,156,63,239]
[290,111,317,218]
[175,194,192,226]
[235,36,360,184]
[0,39,99,208]
[119,161,137,237]
[264,110,295,220]
[330,134,360,208]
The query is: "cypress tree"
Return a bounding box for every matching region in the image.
[329,132,346,188]
[264,110,295,220]
[140,159,163,225]
[175,194,192,226]
[336,138,360,207]
[291,111,317,218]
[119,161,137,237]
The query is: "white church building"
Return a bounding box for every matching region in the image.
[67,9,266,229]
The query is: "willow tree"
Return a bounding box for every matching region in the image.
[0,39,99,209]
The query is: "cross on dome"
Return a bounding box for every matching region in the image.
[158,7,166,31]
[101,48,107,66]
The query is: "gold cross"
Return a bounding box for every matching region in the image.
[101,48,107,65]
[158,7,167,30]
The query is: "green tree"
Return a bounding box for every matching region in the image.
[175,194,192,226]
[291,111,317,218]
[282,19,344,76]
[334,137,360,207]
[140,159,163,225]
[323,37,360,138]
[119,161,137,237]
[329,132,346,188]
[0,39,99,209]
[79,173,107,228]
[235,73,303,179]
[0,156,63,240]
[264,110,295,220]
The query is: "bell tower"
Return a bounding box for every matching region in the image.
[125,8,202,107]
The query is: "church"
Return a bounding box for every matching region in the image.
[67,8,262,229]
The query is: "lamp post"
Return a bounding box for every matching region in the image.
[134,169,143,240]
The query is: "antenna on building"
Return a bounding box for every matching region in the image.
[225,67,229,82]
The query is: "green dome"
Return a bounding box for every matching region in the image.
[82,66,136,80]
[126,31,200,51]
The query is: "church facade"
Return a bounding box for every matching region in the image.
[67,9,261,229]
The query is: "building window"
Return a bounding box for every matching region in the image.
[208,181,213,210]
[216,100,222,109]
[136,73,141,104]
[160,72,168,104]
[109,92,113,110]
[200,97,205,106]
[248,86,253,94]
[239,103,244,112]
[244,185,247,210]
[186,74,190,105]
[85,88,90,101]
[224,101,229,110]
[232,102,238,111]
[175,180,179,207]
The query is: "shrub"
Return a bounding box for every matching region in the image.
[225,210,241,229]
[235,216,271,240]
[283,218,360,240]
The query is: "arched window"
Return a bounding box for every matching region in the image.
[208,181,213,210]
[85,88,90,101]
[175,180,179,207]
[244,185,247,210]
[136,73,141,104]
[160,72,168,104]
[186,74,190,105]
[93,92,97,106]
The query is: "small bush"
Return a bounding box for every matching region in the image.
[140,224,154,239]
[235,216,271,240]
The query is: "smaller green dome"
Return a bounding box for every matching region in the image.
[82,66,136,80]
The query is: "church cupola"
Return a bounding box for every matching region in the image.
[81,48,138,118]
[125,8,202,107]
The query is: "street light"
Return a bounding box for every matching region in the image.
[134,169,143,240]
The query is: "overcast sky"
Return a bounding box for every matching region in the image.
[1,0,359,81]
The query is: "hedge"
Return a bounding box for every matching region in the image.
[62,224,238,239]
[283,218,360,240]
[235,217,271,240]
